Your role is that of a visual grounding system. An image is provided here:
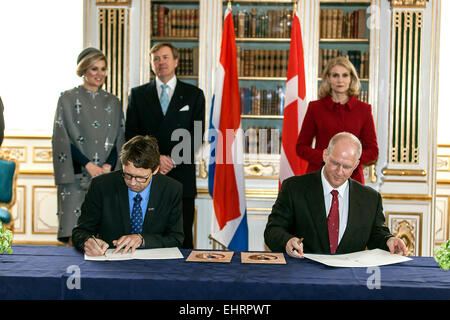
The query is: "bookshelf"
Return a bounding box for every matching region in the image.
[319,0,372,103]
[228,0,295,160]
[150,0,200,85]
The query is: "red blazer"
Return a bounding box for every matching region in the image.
[296,95,378,184]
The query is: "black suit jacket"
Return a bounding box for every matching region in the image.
[264,170,393,254]
[72,171,184,251]
[125,79,205,198]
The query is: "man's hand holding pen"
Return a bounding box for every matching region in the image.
[84,236,109,257]
[286,237,304,258]
[84,234,144,256]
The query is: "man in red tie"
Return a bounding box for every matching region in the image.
[264,132,407,258]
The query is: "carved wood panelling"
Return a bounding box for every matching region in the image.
[386,212,422,256]
[32,186,58,234]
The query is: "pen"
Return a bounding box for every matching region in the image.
[91,235,107,258]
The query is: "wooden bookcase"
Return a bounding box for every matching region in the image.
[150,0,200,86]
[319,0,371,103]
[227,0,296,161]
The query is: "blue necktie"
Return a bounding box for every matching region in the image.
[160,84,169,115]
[131,194,143,234]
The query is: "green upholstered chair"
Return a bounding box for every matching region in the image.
[0,148,19,232]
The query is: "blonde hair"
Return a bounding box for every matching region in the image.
[318,56,360,99]
[76,51,107,77]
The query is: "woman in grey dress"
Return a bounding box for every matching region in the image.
[52,48,125,244]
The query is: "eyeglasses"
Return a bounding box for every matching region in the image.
[122,172,151,183]
[329,159,355,172]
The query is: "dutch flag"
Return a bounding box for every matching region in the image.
[208,6,248,251]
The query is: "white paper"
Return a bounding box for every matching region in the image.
[303,249,412,268]
[85,247,184,261]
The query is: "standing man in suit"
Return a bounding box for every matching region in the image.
[125,42,205,249]
[72,135,184,256]
[264,132,407,257]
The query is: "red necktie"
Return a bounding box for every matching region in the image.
[328,190,339,254]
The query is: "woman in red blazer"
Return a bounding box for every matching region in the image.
[296,56,378,184]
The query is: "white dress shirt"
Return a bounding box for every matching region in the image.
[321,168,349,244]
[155,76,177,104]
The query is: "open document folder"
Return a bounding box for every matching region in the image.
[304,249,412,268]
[85,247,184,261]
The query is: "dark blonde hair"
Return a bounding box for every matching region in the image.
[318,56,360,99]
[76,51,107,77]
[150,42,179,60]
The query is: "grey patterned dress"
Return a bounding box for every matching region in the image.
[52,86,125,242]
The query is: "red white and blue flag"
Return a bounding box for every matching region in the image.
[279,9,308,186]
[208,6,248,251]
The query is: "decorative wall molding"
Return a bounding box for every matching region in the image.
[11,186,26,234]
[98,6,130,108]
[389,10,423,164]
[382,193,432,201]
[435,195,449,245]
[382,169,427,176]
[386,212,423,256]
[32,186,58,234]
[244,162,279,178]
[96,0,131,6]
[0,146,26,163]
[389,0,428,8]
[33,147,53,163]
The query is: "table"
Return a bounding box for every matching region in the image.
[0,245,449,300]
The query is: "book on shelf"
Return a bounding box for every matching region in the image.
[320,8,367,40]
[175,47,198,77]
[157,6,168,37]
[347,50,361,77]
[246,127,258,155]
[258,128,268,154]
[152,4,159,36]
[318,48,343,76]
[152,5,199,37]
[240,86,285,116]
[270,128,280,155]
[244,126,281,155]
[250,8,257,38]
[359,90,369,103]
[360,51,369,79]
[234,9,292,39]
[318,49,369,79]
[237,47,288,78]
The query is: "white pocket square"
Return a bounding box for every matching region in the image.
[179,105,190,111]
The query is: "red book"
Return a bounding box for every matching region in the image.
[158,6,167,36]
[353,10,358,39]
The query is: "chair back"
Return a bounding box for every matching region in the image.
[0,148,19,227]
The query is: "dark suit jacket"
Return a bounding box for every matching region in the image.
[264,170,393,254]
[125,79,205,198]
[72,171,184,252]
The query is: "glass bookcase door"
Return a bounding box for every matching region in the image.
[150,0,200,87]
[319,0,372,103]
[227,0,296,176]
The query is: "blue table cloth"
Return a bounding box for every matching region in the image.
[0,245,449,300]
